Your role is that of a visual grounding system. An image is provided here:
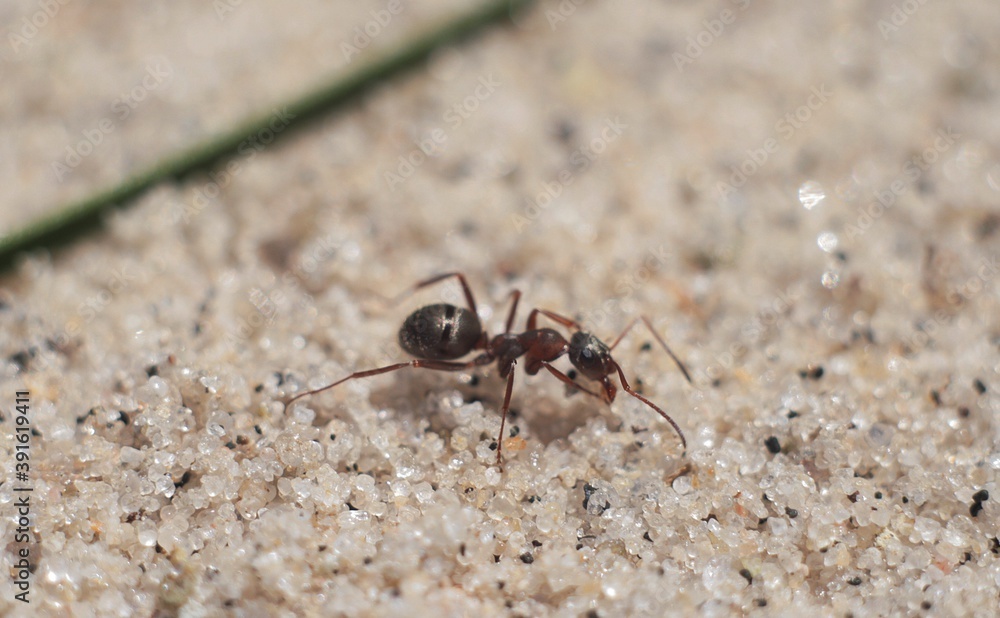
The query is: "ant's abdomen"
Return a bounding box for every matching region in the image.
[398,303,482,360]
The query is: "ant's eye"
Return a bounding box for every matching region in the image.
[569,332,610,379]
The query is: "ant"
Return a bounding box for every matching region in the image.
[284,273,692,467]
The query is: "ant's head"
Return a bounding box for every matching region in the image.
[568,331,615,381]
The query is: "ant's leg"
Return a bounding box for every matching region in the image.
[390,272,479,316]
[598,376,618,403]
[608,317,640,350]
[525,308,583,332]
[609,316,692,384]
[539,362,603,401]
[285,357,486,409]
[503,290,522,334]
[495,360,517,468]
[612,362,687,452]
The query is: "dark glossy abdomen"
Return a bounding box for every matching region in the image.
[398,303,482,360]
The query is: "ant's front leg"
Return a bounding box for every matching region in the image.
[611,362,686,452]
[525,308,583,332]
[539,363,603,401]
[495,360,517,469]
[608,316,692,384]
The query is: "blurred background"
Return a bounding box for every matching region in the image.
[2,0,999,614]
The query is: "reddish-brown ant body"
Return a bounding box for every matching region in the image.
[285,273,691,466]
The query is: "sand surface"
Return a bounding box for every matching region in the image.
[2,1,999,615]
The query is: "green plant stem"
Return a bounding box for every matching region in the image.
[0,0,534,274]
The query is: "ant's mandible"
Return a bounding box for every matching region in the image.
[284,273,692,467]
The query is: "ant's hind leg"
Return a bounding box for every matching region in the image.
[284,357,487,409]
[390,272,480,316]
[502,290,522,334]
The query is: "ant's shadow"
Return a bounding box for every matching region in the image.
[367,369,603,447]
